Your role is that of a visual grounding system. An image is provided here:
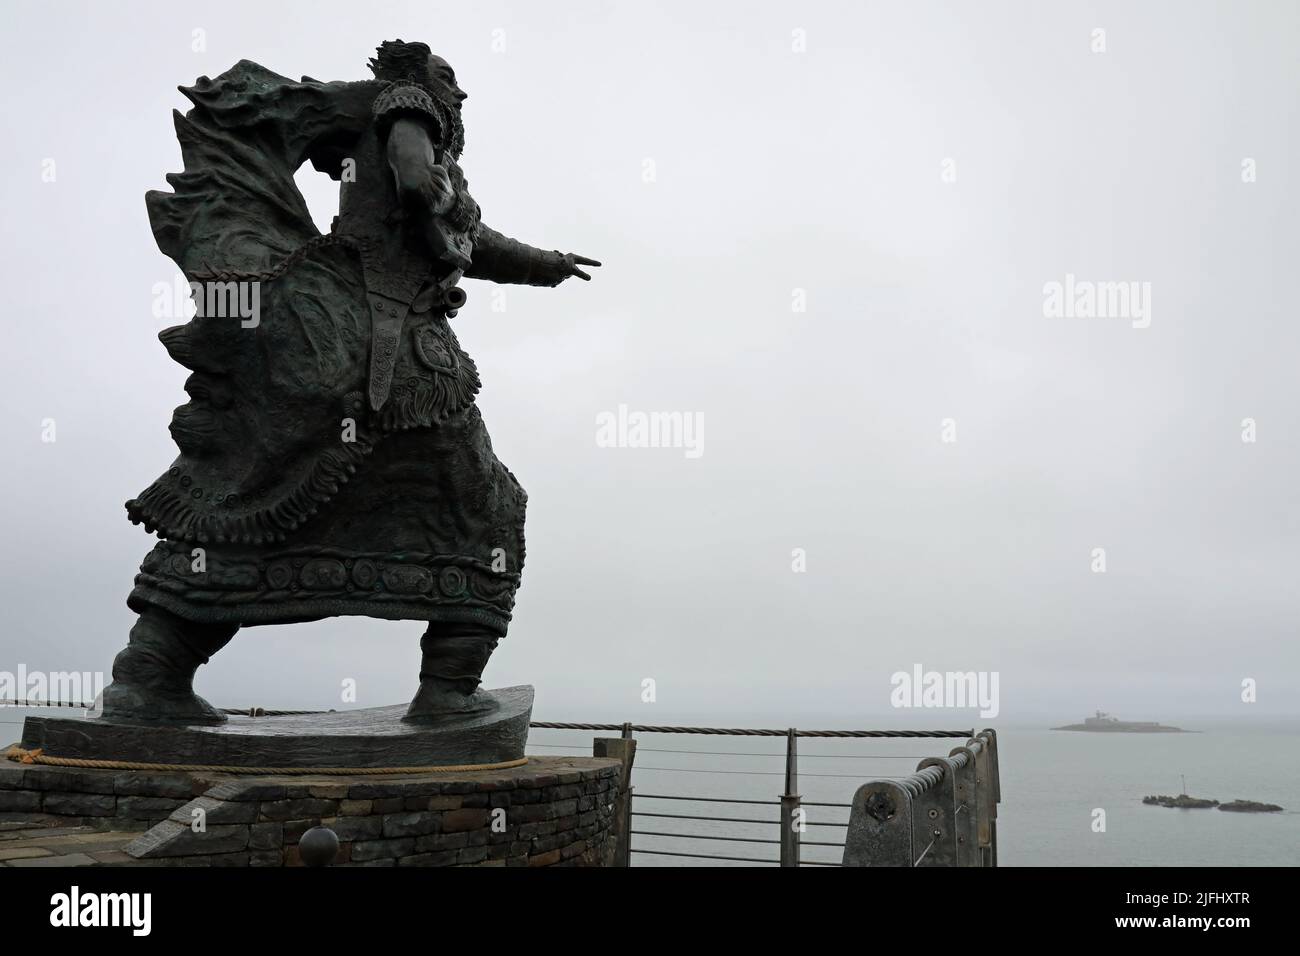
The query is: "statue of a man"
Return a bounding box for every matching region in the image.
[101,40,599,724]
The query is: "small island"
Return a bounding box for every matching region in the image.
[1053,711,1187,733]
[1142,795,1285,812]
[1143,794,1218,809]
[1218,800,1284,813]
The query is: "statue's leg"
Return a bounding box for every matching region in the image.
[99,603,238,724]
[404,621,500,722]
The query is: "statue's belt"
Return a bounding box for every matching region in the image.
[365,283,468,411]
[367,292,410,411]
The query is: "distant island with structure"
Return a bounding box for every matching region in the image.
[1143,795,1284,812]
[1052,711,1189,733]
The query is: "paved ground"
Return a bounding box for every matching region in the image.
[0,821,137,866]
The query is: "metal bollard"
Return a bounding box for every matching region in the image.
[299,825,340,867]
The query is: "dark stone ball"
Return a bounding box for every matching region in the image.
[299,826,340,867]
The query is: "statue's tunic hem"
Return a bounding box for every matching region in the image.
[129,587,511,633]
[128,541,517,634]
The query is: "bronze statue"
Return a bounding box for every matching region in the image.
[102,40,599,725]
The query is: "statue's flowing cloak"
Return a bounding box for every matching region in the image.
[126,61,525,633]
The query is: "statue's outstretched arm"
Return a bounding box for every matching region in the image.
[466,223,600,287]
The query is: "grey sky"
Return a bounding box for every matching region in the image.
[1,0,1296,725]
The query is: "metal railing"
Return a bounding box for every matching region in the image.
[841,728,1000,866]
[534,720,987,867]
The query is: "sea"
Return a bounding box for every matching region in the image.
[6,708,1298,867]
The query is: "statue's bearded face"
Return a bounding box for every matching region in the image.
[426,55,467,107]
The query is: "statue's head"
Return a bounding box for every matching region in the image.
[369,40,467,107]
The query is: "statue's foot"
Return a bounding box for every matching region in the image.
[403,679,498,723]
[101,605,238,725]
[99,680,228,725]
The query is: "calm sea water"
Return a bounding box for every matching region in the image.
[6,709,1297,866]
[531,721,1300,867]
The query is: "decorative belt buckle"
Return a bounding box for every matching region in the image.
[413,323,460,375]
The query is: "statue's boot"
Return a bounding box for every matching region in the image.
[404,622,500,722]
[99,604,238,724]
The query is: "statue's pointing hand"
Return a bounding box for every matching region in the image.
[561,253,601,281]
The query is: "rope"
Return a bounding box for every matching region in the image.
[0,699,324,716]
[2,745,526,776]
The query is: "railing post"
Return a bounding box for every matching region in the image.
[779,727,801,867]
[982,729,1000,867]
[593,734,637,867]
[622,785,633,867]
[622,722,634,867]
[970,741,985,869]
[948,745,980,867]
[968,736,994,867]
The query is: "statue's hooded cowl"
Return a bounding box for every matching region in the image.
[125,60,526,635]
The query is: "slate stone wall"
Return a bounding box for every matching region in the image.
[0,763,208,829]
[0,756,622,867]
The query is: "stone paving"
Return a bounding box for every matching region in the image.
[0,821,137,866]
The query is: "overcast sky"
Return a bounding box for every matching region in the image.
[1,0,1296,726]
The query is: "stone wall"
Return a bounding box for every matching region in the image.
[0,756,623,867]
[0,763,209,830]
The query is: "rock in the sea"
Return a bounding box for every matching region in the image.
[1142,794,1219,809]
[1217,800,1283,813]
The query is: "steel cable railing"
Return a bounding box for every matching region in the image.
[529,721,987,867]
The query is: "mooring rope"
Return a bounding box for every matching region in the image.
[2,745,527,776]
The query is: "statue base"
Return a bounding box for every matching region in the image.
[0,753,624,867]
[17,686,533,770]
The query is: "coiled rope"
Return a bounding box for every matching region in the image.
[2,745,526,776]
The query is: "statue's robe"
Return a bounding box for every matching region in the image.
[126,61,526,635]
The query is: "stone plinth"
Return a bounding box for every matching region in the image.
[20,686,533,769]
[0,756,623,867]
